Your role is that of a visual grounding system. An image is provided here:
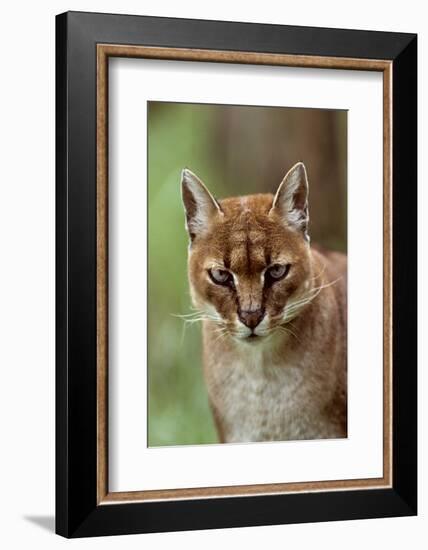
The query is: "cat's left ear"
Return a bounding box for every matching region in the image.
[269,162,310,242]
[181,168,223,242]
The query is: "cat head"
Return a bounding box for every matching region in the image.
[181,162,313,342]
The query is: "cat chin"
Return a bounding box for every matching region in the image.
[243,334,262,343]
[233,333,269,346]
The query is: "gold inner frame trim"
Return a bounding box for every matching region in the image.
[96,44,393,505]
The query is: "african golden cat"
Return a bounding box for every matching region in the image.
[181,162,347,443]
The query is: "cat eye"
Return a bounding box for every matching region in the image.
[208,268,233,286]
[265,263,290,282]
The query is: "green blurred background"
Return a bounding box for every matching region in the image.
[148,101,347,446]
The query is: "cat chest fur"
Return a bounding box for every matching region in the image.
[206,347,338,443]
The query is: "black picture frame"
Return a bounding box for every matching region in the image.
[56,10,417,538]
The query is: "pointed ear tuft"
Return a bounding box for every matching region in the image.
[269,162,310,241]
[181,169,223,242]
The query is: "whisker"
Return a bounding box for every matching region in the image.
[172,311,221,324]
[286,276,343,312]
[212,326,228,345]
[281,276,343,324]
[179,319,188,347]
[287,295,315,309]
[171,311,206,319]
[310,261,328,282]
[275,325,301,343]
[310,276,343,293]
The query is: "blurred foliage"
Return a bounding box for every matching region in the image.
[147,102,347,446]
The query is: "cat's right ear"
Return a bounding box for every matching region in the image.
[269,162,310,242]
[181,168,223,242]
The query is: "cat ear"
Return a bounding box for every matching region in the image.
[181,168,223,241]
[269,162,310,241]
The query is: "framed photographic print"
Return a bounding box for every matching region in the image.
[56,11,417,538]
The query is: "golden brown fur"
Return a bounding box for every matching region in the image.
[181,163,347,443]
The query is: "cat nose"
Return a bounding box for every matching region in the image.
[238,308,265,329]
